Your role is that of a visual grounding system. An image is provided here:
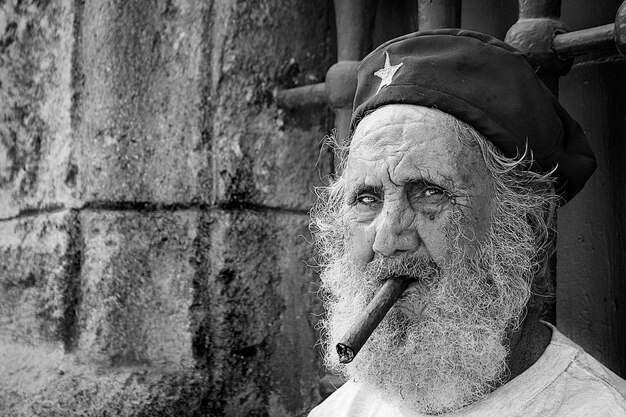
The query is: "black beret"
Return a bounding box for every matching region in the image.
[351,29,596,202]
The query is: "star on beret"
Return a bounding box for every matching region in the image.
[374,51,404,94]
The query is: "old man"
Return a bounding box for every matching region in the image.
[309,29,626,416]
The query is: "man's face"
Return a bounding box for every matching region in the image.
[343,104,494,271]
[314,105,537,414]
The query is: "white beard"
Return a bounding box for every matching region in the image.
[318,207,536,414]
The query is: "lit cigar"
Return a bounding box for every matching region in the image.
[336,275,412,364]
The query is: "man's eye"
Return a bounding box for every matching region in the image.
[423,187,443,197]
[357,194,379,205]
[407,182,449,205]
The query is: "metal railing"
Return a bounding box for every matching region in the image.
[278,0,626,142]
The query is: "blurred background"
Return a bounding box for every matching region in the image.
[0,0,624,416]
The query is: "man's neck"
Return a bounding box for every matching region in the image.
[505,307,552,383]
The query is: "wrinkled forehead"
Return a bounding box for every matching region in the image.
[348,104,466,163]
[344,104,493,192]
[353,105,453,139]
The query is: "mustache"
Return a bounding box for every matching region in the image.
[365,254,440,284]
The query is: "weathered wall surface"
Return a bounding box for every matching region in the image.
[0,1,76,217]
[0,0,334,416]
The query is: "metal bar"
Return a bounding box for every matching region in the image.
[328,0,377,146]
[325,61,359,110]
[551,1,626,58]
[506,0,569,95]
[417,0,462,30]
[276,83,326,109]
[334,108,353,145]
[518,0,560,19]
[334,0,377,61]
[553,24,616,57]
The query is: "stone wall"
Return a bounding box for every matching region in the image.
[0,0,334,415]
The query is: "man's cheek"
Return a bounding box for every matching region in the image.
[412,213,455,268]
[343,220,376,269]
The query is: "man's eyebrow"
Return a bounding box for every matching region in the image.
[403,169,457,191]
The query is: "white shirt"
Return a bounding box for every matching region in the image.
[309,323,626,416]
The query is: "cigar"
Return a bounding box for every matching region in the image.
[336,275,412,364]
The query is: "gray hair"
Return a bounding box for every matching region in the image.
[453,120,559,314]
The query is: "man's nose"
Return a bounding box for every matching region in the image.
[372,202,420,257]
